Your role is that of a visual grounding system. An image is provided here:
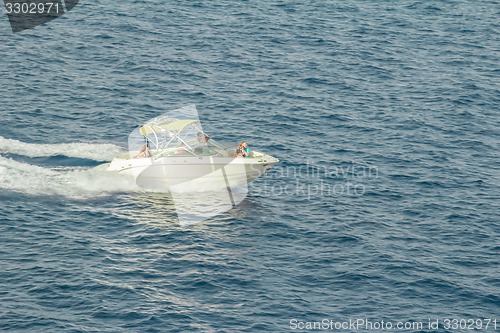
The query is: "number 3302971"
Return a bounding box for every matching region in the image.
[4,2,61,14]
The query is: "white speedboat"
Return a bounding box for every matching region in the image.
[104,114,279,192]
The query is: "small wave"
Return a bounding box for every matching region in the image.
[0,136,124,161]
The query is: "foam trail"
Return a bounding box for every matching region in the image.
[0,136,124,161]
[0,156,141,198]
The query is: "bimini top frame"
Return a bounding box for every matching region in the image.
[135,116,227,158]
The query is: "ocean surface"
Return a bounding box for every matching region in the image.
[1,1,499,332]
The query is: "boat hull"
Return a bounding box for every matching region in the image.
[106,154,278,192]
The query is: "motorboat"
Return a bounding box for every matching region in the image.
[104,111,279,192]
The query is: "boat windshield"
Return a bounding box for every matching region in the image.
[128,105,231,158]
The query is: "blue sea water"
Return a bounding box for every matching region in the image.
[1,0,499,332]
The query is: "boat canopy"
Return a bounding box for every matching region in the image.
[139,119,199,135]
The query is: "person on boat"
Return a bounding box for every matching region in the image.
[194,132,206,145]
[236,141,249,158]
[135,142,151,158]
[177,141,188,154]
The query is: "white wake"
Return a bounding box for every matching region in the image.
[0,137,139,198]
[0,135,124,161]
[0,155,141,198]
